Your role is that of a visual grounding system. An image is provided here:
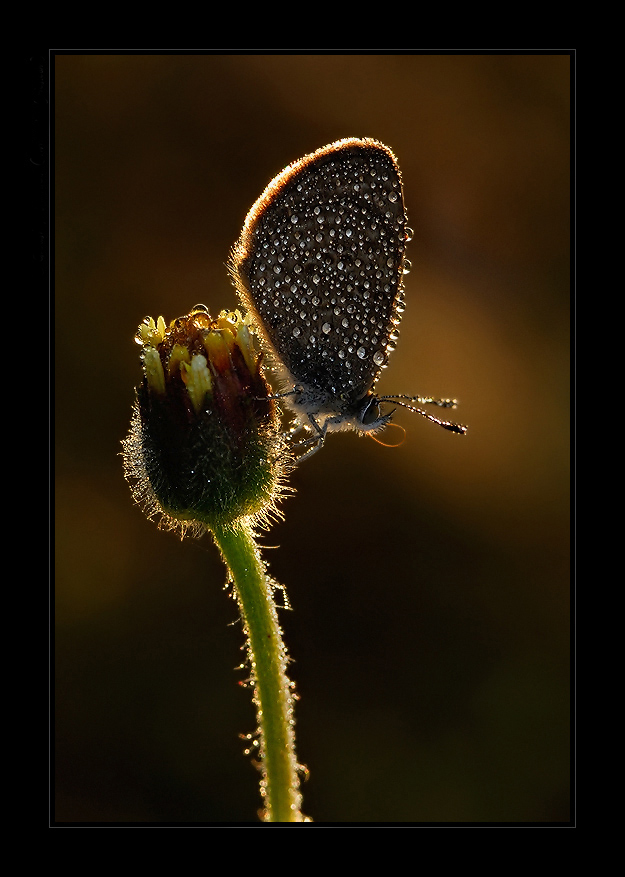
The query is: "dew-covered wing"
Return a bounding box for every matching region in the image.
[230,138,409,404]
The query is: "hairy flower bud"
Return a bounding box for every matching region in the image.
[123,305,290,535]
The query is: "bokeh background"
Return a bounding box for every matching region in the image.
[54,53,570,824]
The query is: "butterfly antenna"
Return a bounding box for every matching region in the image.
[379,395,468,435]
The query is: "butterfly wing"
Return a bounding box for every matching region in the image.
[230,138,409,408]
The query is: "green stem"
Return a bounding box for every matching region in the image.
[211,520,304,823]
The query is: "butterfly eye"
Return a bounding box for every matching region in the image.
[360,396,381,426]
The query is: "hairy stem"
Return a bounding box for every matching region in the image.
[212,520,304,823]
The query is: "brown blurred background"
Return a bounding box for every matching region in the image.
[54,53,570,824]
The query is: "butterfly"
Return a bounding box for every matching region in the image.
[230,137,466,460]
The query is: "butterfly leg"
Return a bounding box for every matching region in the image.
[289,414,329,462]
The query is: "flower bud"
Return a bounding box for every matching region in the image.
[123,305,290,535]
